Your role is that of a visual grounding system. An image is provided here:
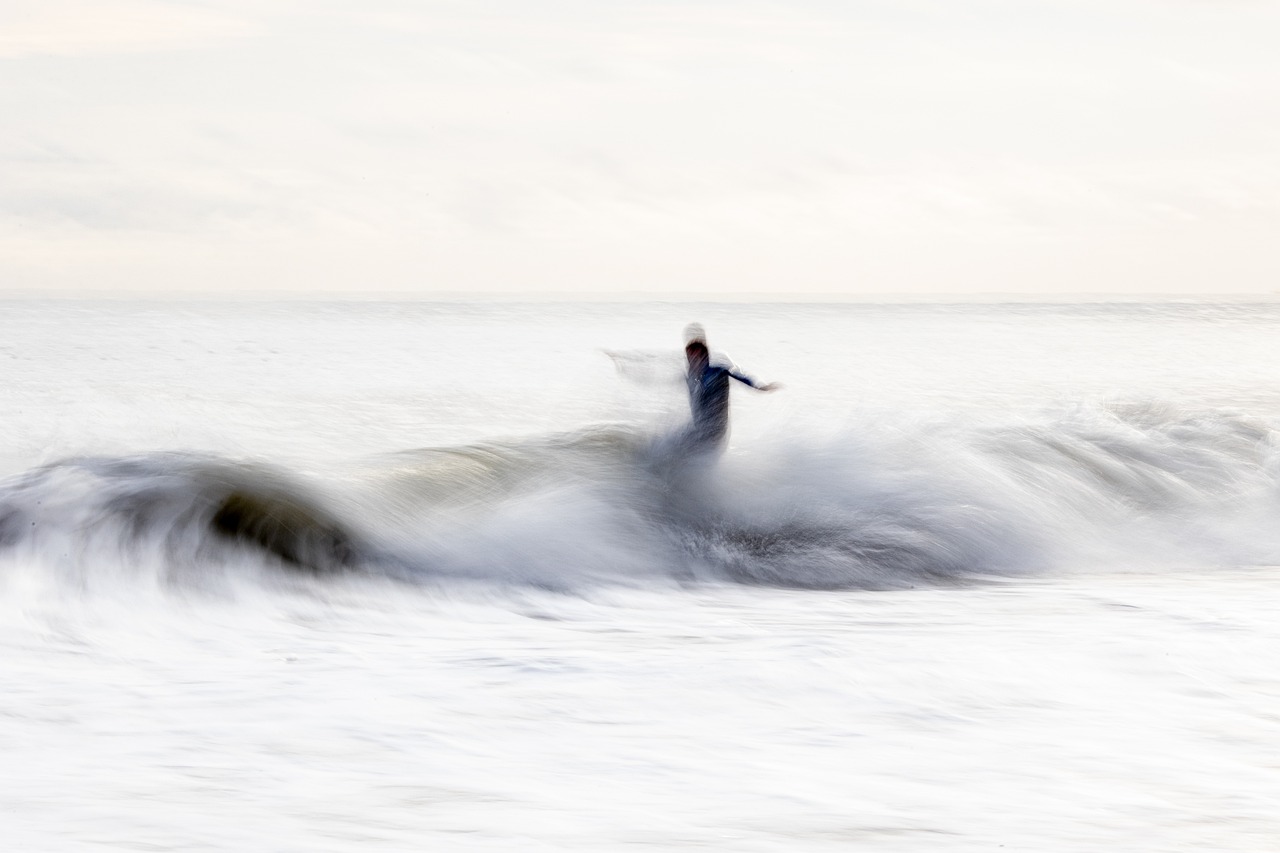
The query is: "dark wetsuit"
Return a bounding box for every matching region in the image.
[685,361,763,452]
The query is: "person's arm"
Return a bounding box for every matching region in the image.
[603,349,686,386]
[727,368,781,392]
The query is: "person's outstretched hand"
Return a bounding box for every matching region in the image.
[759,382,782,392]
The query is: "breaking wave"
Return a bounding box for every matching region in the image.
[2,402,1280,594]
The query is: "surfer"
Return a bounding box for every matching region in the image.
[681,323,779,455]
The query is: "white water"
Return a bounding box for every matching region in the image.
[4,300,1280,850]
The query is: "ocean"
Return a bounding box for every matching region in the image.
[3,299,1280,850]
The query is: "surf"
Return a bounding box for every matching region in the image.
[2,401,1277,595]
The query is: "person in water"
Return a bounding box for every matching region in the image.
[681,323,779,454]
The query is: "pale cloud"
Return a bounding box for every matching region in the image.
[2,0,1279,295]
[0,0,256,58]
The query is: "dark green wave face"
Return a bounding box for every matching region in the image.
[210,490,356,576]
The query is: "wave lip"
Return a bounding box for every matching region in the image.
[0,454,362,586]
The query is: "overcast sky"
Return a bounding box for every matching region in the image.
[2,0,1279,297]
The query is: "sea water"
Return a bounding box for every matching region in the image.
[3,299,1280,850]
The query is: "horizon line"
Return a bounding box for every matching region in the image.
[3,289,1280,304]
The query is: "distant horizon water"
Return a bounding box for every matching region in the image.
[5,290,1280,304]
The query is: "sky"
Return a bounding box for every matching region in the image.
[2,0,1279,298]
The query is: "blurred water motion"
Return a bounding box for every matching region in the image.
[4,300,1280,849]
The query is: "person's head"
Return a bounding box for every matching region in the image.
[683,323,709,369]
[685,339,708,368]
